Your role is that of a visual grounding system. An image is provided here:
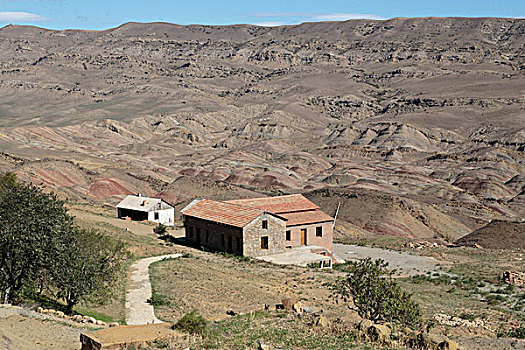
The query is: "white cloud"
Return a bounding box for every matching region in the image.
[252,21,286,27]
[0,11,48,22]
[312,13,386,21]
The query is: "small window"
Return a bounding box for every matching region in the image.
[316,226,323,237]
[154,212,159,220]
[286,230,291,241]
[261,236,268,249]
[262,220,268,229]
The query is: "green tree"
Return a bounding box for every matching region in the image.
[0,173,126,315]
[0,175,73,303]
[52,228,125,315]
[335,258,422,328]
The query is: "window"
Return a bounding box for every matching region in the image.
[154,212,159,220]
[262,220,268,229]
[261,236,268,249]
[316,226,323,237]
[286,230,291,241]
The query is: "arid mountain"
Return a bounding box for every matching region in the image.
[0,17,523,241]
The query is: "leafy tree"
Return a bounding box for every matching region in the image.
[335,258,422,328]
[0,175,73,303]
[153,223,167,235]
[52,228,125,315]
[0,173,126,314]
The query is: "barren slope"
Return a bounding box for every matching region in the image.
[0,17,523,240]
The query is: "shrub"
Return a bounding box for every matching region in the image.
[335,258,422,328]
[153,223,168,235]
[174,310,208,335]
[147,293,171,307]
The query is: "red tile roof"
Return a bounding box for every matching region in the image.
[181,199,269,228]
[225,194,319,214]
[280,210,334,226]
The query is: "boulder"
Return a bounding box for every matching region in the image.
[292,301,303,313]
[439,339,460,350]
[367,324,391,343]
[315,315,329,328]
[96,320,106,326]
[108,322,120,327]
[36,307,44,313]
[56,311,65,317]
[281,298,299,311]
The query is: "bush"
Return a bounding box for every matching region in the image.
[174,310,208,335]
[335,258,422,328]
[153,223,168,235]
[147,293,171,307]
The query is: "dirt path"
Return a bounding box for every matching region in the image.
[125,254,182,325]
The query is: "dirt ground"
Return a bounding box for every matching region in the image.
[333,243,446,276]
[0,306,88,350]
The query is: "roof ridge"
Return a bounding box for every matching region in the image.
[227,194,304,202]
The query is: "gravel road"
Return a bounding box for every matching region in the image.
[333,244,443,275]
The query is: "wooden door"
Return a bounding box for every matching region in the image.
[301,229,307,245]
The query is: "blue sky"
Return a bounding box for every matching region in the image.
[0,0,523,30]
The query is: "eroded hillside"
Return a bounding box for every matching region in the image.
[0,17,523,240]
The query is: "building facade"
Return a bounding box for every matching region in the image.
[181,194,334,257]
[116,194,175,226]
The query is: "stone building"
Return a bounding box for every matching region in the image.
[181,194,334,258]
[116,194,175,226]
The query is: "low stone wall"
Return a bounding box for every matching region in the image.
[36,307,119,327]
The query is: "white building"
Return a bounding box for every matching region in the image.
[116,194,175,226]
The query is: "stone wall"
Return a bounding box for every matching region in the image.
[285,221,333,251]
[243,213,286,257]
[184,216,244,254]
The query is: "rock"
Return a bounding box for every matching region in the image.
[439,339,460,350]
[292,301,303,313]
[108,322,120,327]
[226,309,236,316]
[419,332,450,349]
[367,324,391,343]
[281,298,299,311]
[36,307,43,313]
[71,315,83,322]
[56,311,65,317]
[86,316,96,324]
[315,315,329,328]
[48,309,56,314]
[301,306,317,314]
[359,319,373,332]
[42,309,50,314]
[96,320,106,326]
